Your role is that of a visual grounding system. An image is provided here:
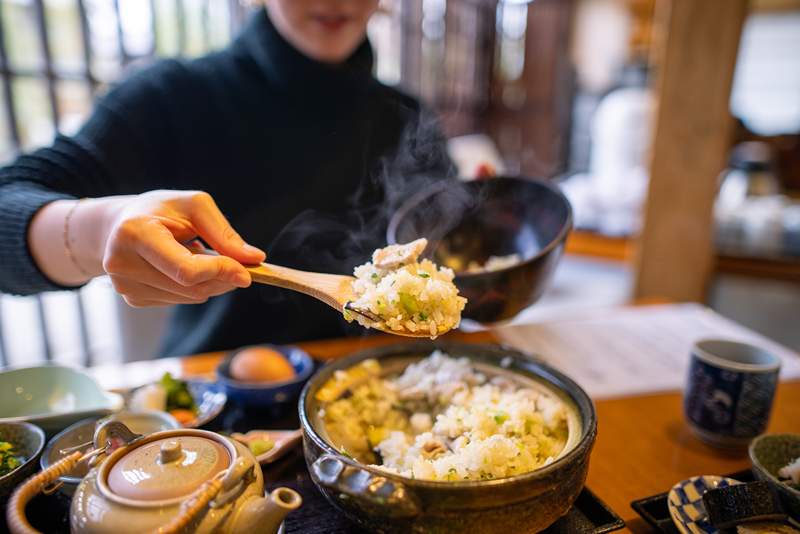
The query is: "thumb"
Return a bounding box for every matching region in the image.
[189,193,265,265]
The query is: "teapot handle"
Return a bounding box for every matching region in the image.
[159,470,226,534]
[6,451,84,534]
[311,454,420,518]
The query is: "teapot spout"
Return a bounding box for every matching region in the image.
[231,487,302,534]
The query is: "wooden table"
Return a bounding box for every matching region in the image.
[96,329,800,533]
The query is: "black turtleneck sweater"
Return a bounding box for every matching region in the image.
[0,10,453,357]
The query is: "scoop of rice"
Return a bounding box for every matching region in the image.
[347,240,467,338]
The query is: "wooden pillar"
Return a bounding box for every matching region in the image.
[633,0,748,302]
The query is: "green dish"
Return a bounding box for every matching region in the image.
[0,421,46,498]
[749,433,800,519]
[0,365,124,436]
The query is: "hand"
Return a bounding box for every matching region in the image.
[100,190,265,307]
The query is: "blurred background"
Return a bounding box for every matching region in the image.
[0,0,798,367]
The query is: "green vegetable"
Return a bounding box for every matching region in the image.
[248,439,274,457]
[398,292,419,315]
[371,272,380,282]
[494,412,509,425]
[0,441,23,477]
[418,272,430,278]
[160,372,197,413]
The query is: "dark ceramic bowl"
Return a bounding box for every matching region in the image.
[217,344,314,408]
[299,342,597,534]
[0,421,46,499]
[749,433,800,519]
[388,177,572,324]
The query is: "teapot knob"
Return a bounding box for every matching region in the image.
[159,440,183,464]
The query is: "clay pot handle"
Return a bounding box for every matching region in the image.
[159,471,225,534]
[6,451,84,534]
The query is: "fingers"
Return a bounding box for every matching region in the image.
[112,275,236,307]
[101,190,266,307]
[189,192,265,265]
[131,220,252,288]
[109,256,238,301]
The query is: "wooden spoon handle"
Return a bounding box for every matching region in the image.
[245,263,354,311]
[191,243,354,311]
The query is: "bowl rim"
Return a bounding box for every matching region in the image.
[0,363,123,422]
[0,421,46,482]
[217,344,314,389]
[299,341,597,489]
[386,176,574,280]
[748,433,800,497]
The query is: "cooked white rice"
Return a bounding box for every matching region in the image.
[347,240,466,338]
[318,351,569,481]
[778,456,800,486]
[466,253,521,273]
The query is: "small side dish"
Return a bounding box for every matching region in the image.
[229,346,296,383]
[348,239,467,338]
[129,372,198,426]
[230,429,303,465]
[317,351,569,481]
[0,440,24,477]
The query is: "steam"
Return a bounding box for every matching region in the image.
[267,107,473,277]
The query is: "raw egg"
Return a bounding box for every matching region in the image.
[229,347,296,383]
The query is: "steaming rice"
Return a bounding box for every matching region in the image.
[347,239,466,338]
[318,351,569,481]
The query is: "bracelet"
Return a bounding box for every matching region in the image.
[63,199,93,278]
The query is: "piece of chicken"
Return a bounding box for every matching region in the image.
[372,239,428,270]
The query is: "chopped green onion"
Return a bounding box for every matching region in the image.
[418,272,430,278]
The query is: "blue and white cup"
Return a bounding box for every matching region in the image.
[684,339,781,448]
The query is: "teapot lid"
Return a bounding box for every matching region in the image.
[106,435,230,501]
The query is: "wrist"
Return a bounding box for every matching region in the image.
[70,195,132,274]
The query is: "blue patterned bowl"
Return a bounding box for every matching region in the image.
[668,475,741,534]
[217,345,314,408]
[0,421,46,499]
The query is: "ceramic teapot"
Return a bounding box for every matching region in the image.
[7,422,301,534]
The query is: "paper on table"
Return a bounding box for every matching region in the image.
[493,303,800,399]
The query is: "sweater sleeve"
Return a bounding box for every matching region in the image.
[0,59,189,296]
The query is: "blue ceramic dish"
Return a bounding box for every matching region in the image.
[667,475,741,534]
[217,345,314,408]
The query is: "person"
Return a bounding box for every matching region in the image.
[0,0,453,357]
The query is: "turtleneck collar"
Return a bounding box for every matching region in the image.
[234,8,376,98]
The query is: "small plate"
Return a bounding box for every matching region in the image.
[186,379,227,428]
[126,379,226,429]
[231,429,302,465]
[667,475,741,534]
